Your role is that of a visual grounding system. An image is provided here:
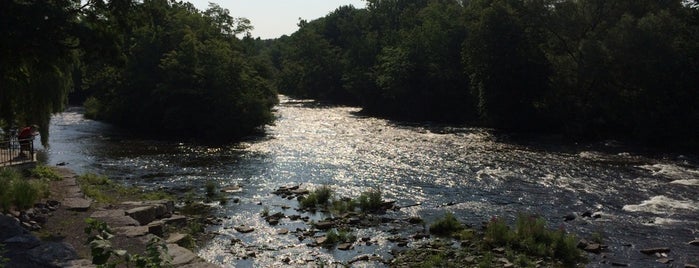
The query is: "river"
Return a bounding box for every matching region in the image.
[44,96,698,267]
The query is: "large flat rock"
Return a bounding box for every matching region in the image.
[62,197,92,211]
[166,243,197,266]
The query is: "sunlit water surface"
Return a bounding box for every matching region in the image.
[45,96,699,267]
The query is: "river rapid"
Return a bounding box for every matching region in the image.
[45,96,698,267]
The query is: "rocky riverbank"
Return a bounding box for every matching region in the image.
[0,167,218,267]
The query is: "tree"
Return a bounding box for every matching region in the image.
[0,0,81,145]
[463,0,550,129]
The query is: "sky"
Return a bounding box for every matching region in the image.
[188,0,367,39]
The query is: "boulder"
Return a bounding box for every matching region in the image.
[63,197,92,211]
[26,242,79,267]
[0,214,29,241]
[315,221,334,230]
[114,226,149,238]
[337,243,352,250]
[162,214,188,227]
[167,233,191,246]
[166,244,198,266]
[148,221,165,237]
[235,225,255,233]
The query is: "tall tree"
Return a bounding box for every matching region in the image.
[0,0,81,145]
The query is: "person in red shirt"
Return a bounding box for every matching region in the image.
[18,124,38,158]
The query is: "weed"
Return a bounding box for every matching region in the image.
[358,188,382,212]
[429,212,465,237]
[324,229,356,246]
[12,179,40,210]
[261,206,270,217]
[205,180,217,201]
[483,214,586,266]
[85,218,170,267]
[299,185,333,209]
[29,165,61,181]
[0,243,9,268]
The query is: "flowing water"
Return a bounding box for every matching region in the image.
[45,96,698,267]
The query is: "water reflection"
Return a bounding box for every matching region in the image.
[47,97,699,267]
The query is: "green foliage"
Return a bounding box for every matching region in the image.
[30,165,61,181]
[299,185,333,209]
[0,168,47,211]
[324,229,356,246]
[270,0,699,148]
[78,173,172,204]
[204,181,217,201]
[483,214,585,266]
[429,212,465,237]
[85,218,170,267]
[358,188,383,212]
[0,0,78,145]
[79,1,277,142]
[0,243,8,268]
[78,174,115,204]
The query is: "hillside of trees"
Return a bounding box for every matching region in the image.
[2,0,698,148]
[271,0,699,148]
[1,0,278,143]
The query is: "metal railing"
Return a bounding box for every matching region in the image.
[1,135,36,167]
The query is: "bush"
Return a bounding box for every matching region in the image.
[299,185,333,209]
[484,214,586,266]
[0,169,21,211]
[0,168,47,211]
[429,212,465,237]
[358,188,382,212]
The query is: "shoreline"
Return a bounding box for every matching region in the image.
[1,166,219,267]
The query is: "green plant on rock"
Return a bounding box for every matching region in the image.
[358,188,382,212]
[29,165,61,181]
[204,180,217,201]
[85,218,170,268]
[299,185,333,209]
[324,228,356,246]
[429,212,465,237]
[483,214,586,266]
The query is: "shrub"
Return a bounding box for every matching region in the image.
[299,185,333,209]
[484,214,586,266]
[324,229,356,246]
[429,212,465,237]
[0,168,47,211]
[0,169,20,211]
[358,188,382,212]
[205,180,217,200]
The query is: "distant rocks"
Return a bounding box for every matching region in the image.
[640,247,671,255]
[234,225,255,233]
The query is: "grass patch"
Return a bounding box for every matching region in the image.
[429,212,465,237]
[299,185,333,209]
[29,165,61,181]
[77,173,172,204]
[358,188,383,212]
[0,168,49,211]
[484,214,586,266]
[323,228,356,246]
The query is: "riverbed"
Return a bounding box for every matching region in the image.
[45,96,699,267]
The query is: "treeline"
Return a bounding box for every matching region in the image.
[272,0,699,147]
[1,0,278,143]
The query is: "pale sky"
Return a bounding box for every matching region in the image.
[188,0,367,39]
